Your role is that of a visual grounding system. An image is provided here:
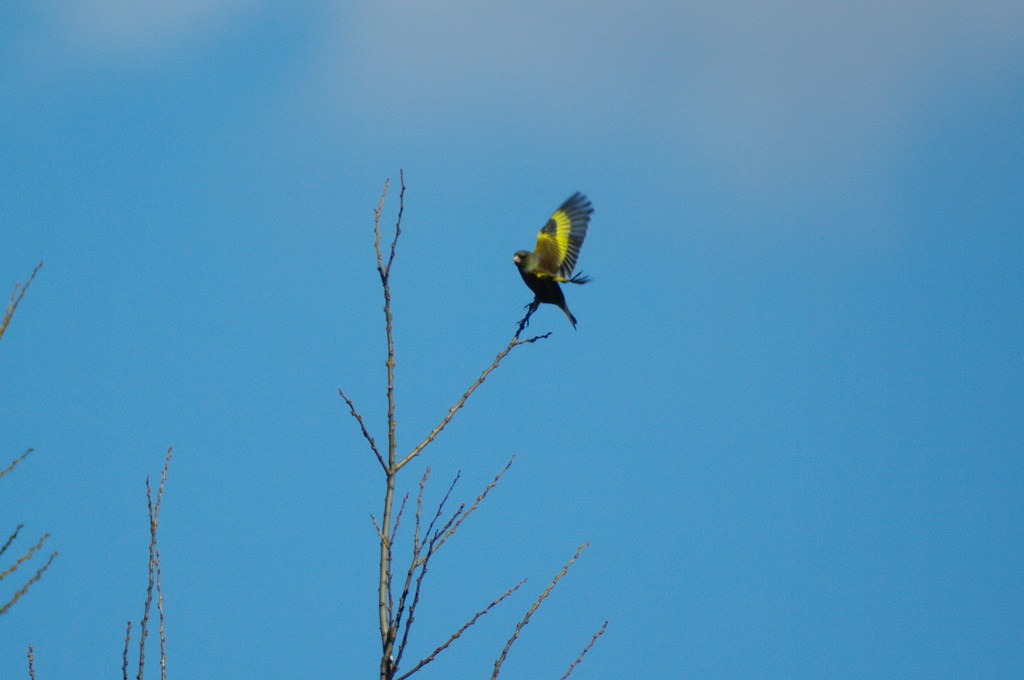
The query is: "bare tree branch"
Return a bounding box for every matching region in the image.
[137,447,172,680]
[339,388,386,472]
[392,467,463,668]
[122,621,132,680]
[0,524,23,562]
[0,450,57,614]
[386,491,411,624]
[347,176,600,678]
[27,645,36,680]
[491,543,590,679]
[394,334,548,473]
[385,170,405,276]
[157,548,167,680]
[0,544,57,615]
[0,449,33,482]
[1,268,57,618]
[424,457,513,561]
[559,620,609,680]
[372,174,405,675]
[0,532,49,582]
[1,262,42,343]
[395,578,527,680]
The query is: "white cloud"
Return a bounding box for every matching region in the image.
[302,0,1022,167]
[48,0,269,59]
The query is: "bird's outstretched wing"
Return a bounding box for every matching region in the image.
[533,192,593,280]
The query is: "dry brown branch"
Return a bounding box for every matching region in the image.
[341,176,597,678]
[0,527,57,615]
[0,449,33,482]
[0,531,48,581]
[394,334,548,473]
[491,543,590,679]
[1,267,57,617]
[385,489,407,622]
[0,545,57,615]
[1,262,42,343]
[157,548,166,680]
[391,492,410,551]
[122,621,132,680]
[559,620,609,680]
[394,578,528,680]
[412,467,433,553]
[391,459,517,675]
[27,644,36,680]
[0,524,23,561]
[137,447,172,680]
[424,457,513,561]
[385,169,405,275]
[416,470,460,558]
[339,389,386,471]
[391,469,460,670]
[373,174,405,675]
[378,172,404,463]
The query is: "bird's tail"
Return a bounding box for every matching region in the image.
[561,305,578,329]
[565,272,590,285]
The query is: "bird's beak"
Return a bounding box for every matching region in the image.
[512,253,520,264]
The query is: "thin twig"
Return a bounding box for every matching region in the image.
[122,621,132,680]
[0,449,33,482]
[138,491,155,676]
[388,492,411,622]
[395,333,548,473]
[374,174,404,675]
[0,547,57,615]
[339,389,386,472]
[420,472,461,555]
[392,469,460,670]
[424,457,513,561]
[138,448,172,680]
[559,620,609,680]
[491,543,590,679]
[0,531,49,582]
[412,468,432,553]
[380,178,400,470]
[1,262,43,343]
[27,645,36,680]
[385,170,405,276]
[157,548,167,680]
[391,493,410,554]
[394,578,527,680]
[373,179,390,273]
[0,524,23,562]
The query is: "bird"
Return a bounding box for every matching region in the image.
[513,192,593,328]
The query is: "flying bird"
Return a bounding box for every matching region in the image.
[513,192,593,328]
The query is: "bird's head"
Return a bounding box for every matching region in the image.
[512,250,531,269]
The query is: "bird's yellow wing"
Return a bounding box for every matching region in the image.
[533,192,593,279]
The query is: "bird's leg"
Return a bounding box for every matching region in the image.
[515,300,540,338]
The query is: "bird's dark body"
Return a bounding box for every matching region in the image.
[518,269,574,325]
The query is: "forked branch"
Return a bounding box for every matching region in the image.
[394,578,527,680]
[336,176,602,679]
[136,447,172,680]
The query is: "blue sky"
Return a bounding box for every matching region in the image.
[2,1,1022,678]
